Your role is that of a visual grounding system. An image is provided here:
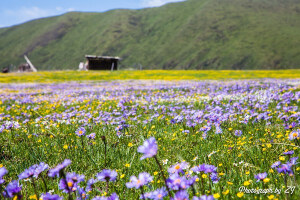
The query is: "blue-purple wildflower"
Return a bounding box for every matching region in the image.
[48,159,71,177]
[97,169,117,182]
[126,172,153,189]
[137,137,158,160]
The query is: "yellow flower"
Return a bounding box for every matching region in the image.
[245,171,250,175]
[263,178,270,183]
[202,174,208,178]
[63,145,68,149]
[269,169,274,173]
[128,143,133,147]
[154,171,158,175]
[0,164,3,168]
[219,172,225,176]
[29,194,38,200]
[228,128,233,131]
[196,178,199,182]
[279,156,285,161]
[120,174,125,179]
[268,195,274,199]
[244,181,250,186]
[237,192,244,198]
[222,189,229,195]
[213,193,220,199]
[218,163,223,167]
[227,181,233,185]
[125,163,130,168]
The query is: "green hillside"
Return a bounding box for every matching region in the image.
[0,0,300,70]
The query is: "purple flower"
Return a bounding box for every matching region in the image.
[19,162,49,180]
[137,137,158,160]
[77,187,88,200]
[109,193,119,200]
[215,126,222,134]
[86,178,98,192]
[285,122,296,129]
[210,173,220,183]
[289,157,298,166]
[126,172,153,189]
[92,197,108,200]
[167,174,191,190]
[289,130,299,140]
[97,169,117,182]
[59,172,85,193]
[191,164,206,173]
[193,195,215,200]
[203,164,217,174]
[171,190,189,200]
[2,180,22,198]
[34,162,49,177]
[277,164,293,175]
[149,187,167,200]
[0,167,8,184]
[48,159,71,177]
[41,193,63,200]
[92,193,119,200]
[168,162,189,174]
[0,125,4,133]
[271,161,281,169]
[254,172,267,182]
[18,165,36,180]
[75,127,86,137]
[87,133,96,139]
[283,151,294,155]
[234,130,242,137]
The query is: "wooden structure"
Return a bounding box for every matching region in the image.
[18,55,38,72]
[85,55,120,71]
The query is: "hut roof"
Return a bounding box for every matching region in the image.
[85,55,121,60]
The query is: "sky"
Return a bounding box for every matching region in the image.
[0,0,185,28]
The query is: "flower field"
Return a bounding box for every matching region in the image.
[0,79,299,200]
[1,70,300,83]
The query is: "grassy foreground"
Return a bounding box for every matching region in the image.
[1,70,300,83]
[1,0,300,70]
[0,79,299,199]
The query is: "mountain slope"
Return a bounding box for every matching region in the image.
[0,0,299,70]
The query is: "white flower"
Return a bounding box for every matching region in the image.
[162,159,168,165]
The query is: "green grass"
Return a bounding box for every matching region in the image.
[0,0,300,70]
[0,79,299,199]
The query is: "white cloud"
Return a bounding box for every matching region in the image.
[66,8,75,12]
[4,7,50,21]
[3,6,76,25]
[142,0,185,7]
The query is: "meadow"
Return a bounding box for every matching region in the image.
[0,72,299,200]
[0,70,300,83]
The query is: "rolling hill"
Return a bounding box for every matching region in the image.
[0,0,299,70]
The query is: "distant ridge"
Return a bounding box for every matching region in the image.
[0,0,299,70]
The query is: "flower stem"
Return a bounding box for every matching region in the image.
[140,187,145,200]
[106,180,109,193]
[41,175,48,192]
[101,136,107,168]
[31,177,39,200]
[154,155,172,198]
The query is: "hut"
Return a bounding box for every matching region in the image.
[85,55,120,71]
